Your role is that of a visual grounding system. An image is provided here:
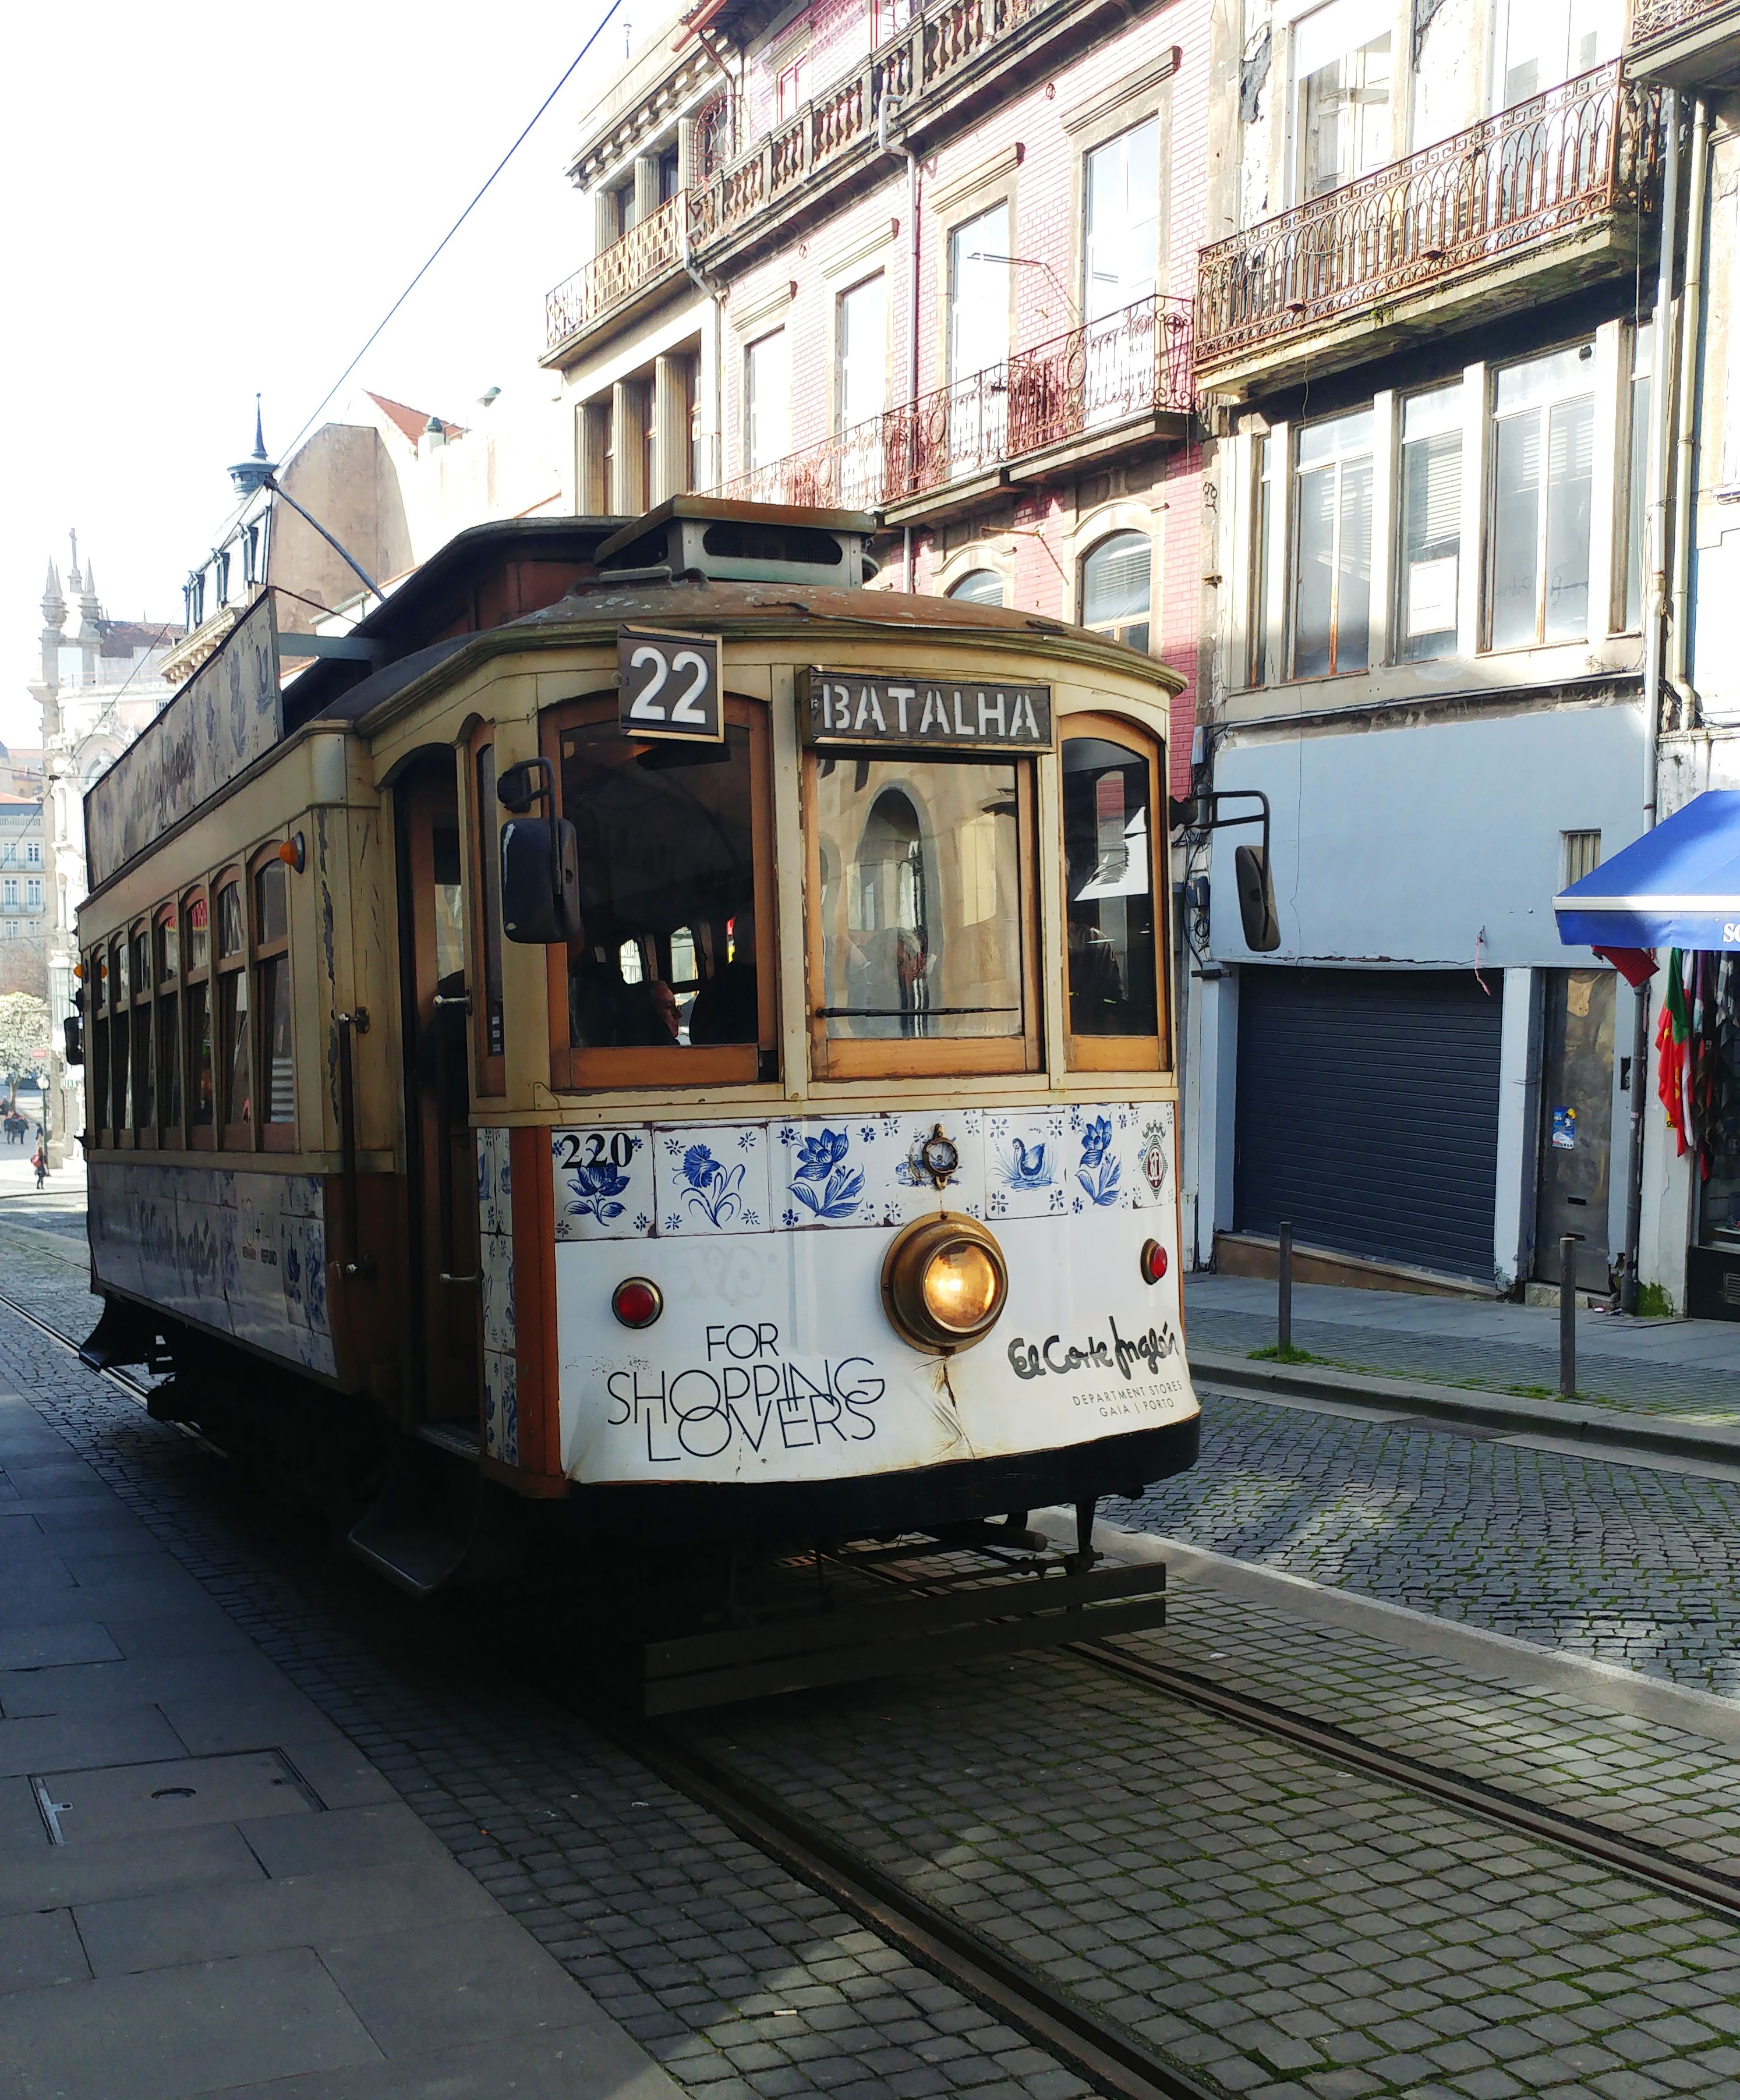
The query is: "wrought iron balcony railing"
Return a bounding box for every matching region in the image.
[1196,63,1661,378]
[717,295,1192,511]
[688,0,1050,254]
[545,191,689,356]
[1625,0,1740,72]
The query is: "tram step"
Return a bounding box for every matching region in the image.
[347,1434,525,1596]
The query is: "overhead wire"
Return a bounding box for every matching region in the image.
[275,0,627,465]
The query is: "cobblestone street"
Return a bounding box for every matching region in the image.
[5,1189,1740,2097]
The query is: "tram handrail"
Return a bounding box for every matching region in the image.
[336,1010,375,1281]
[432,991,477,1287]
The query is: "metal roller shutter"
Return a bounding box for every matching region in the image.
[1233,966,1504,1283]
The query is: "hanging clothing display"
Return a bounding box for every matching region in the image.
[1656,947,1740,1181]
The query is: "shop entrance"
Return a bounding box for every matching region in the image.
[1533,968,1614,1291]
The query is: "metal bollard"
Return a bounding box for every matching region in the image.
[1559,1235,1578,1399]
[1278,1219,1293,1355]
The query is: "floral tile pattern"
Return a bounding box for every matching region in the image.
[653,1123,770,1237]
[551,1127,654,1242]
[476,1128,512,1239]
[775,1119,880,1228]
[1129,1103,1175,1210]
[983,1108,1070,1220]
[875,1110,986,1224]
[483,1347,518,1467]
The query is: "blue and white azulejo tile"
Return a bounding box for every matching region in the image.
[1065,1105,1131,1213]
[874,1110,986,1224]
[774,1118,881,1229]
[982,1107,1069,1220]
[552,1125,654,1241]
[653,1122,771,1237]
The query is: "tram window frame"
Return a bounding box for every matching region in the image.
[468,731,507,1098]
[129,922,155,1142]
[109,933,131,1146]
[801,749,1042,1082]
[1059,716,1170,1074]
[250,845,297,1152]
[182,886,215,1148]
[540,692,777,1092]
[214,865,253,1149]
[154,903,184,1148]
[87,948,109,1149]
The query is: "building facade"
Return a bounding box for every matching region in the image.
[540,0,1209,795]
[27,537,177,1159]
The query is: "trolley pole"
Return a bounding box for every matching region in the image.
[1559,1237,1579,1400]
[1278,1220,1293,1355]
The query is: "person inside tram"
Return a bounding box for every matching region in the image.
[689,916,757,1044]
[1067,898,1125,1023]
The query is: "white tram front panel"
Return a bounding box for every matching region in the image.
[516,1103,1190,1486]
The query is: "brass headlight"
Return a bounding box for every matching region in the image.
[880,1213,1008,1354]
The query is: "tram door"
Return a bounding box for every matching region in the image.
[396,756,482,1428]
[1534,967,1615,1291]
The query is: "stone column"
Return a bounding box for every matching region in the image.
[611,380,649,515]
[653,354,695,502]
[594,187,619,253]
[677,116,696,193]
[634,154,661,224]
[575,399,613,516]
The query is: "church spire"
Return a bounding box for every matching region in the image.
[41,561,65,628]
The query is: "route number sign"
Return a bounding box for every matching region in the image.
[618,628,723,743]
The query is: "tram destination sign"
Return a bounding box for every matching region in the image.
[804,668,1052,752]
[618,626,723,743]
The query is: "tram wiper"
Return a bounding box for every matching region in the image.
[815,1006,1020,1017]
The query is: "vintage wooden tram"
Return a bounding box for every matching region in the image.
[73,500,1201,1699]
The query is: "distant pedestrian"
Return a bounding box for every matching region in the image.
[30,1143,46,1190]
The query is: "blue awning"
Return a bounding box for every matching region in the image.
[1555,791,1740,951]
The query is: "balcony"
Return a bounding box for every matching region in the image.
[1625,0,1740,83]
[544,192,692,364]
[1196,63,1662,399]
[687,0,1161,270]
[717,296,1192,521]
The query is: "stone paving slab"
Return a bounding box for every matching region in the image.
[0,1373,687,2100]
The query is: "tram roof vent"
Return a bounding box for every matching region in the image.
[596,497,878,588]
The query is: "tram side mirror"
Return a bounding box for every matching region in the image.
[1233,844,1281,952]
[62,1015,83,1068]
[501,817,583,945]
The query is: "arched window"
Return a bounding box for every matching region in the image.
[947,568,1005,607]
[850,790,930,1039]
[1081,532,1152,651]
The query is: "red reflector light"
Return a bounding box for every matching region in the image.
[1139,1239,1168,1286]
[611,1278,663,1329]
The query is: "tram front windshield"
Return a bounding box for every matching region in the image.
[815,756,1022,1041]
[560,721,757,1049]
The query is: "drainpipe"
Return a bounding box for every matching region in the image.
[1667,95,1709,724]
[1620,87,1680,1317]
[879,89,921,592]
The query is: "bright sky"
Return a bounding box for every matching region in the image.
[0,0,624,748]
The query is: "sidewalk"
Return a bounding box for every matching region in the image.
[0,1374,680,2097]
[1185,1271,1740,1425]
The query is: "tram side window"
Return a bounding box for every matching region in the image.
[185,893,214,1132]
[1061,727,1165,1067]
[254,859,295,1131]
[109,936,130,1136]
[558,716,761,1060]
[131,929,154,1135]
[155,909,182,1137]
[88,951,108,1143]
[812,757,1024,1046]
[217,879,251,1139]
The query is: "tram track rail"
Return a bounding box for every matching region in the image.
[10,1277,1740,2100]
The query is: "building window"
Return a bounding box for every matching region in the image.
[745,329,790,471]
[1489,342,1595,650]
[1562,829,1601,885]
[836,274,888,431]
[659,148,680,202]
[1498,0,1619,107]
[26,879,41,910]
[1397,384,1463,662]
[214,551,231,606]
[949,201,1009,383]
[1081,533,1152,651]
[1293,407,1374,677]
[1293,0,1393,201]
[1084,118,1159,321]
[24,842,40,867]
[2,923,15,944]
[775,46,810,119]
[947,569,1006,607]
[1624,321,1653,633]
[3,879,17,909]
